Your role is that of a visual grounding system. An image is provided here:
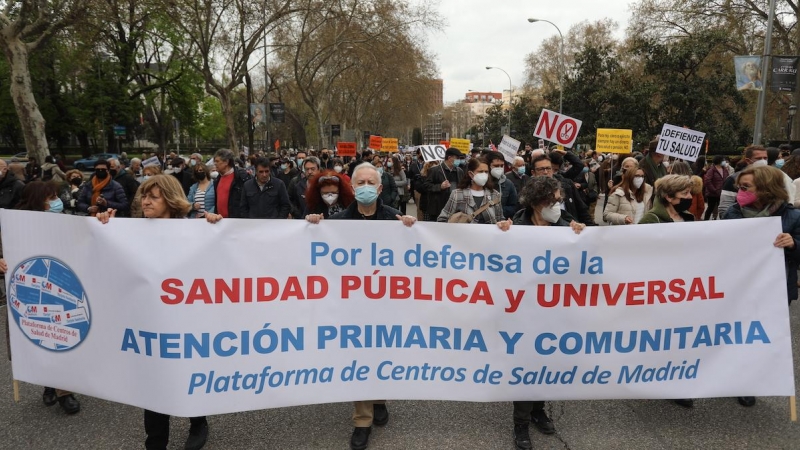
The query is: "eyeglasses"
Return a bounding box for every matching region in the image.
[95,169,108,173]
[319,176,340,183]
[534,166,553,174]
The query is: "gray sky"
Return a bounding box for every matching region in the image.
[427,0,633,102]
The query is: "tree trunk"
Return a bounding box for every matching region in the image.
[2,38,49,163]
[218,92,240,155]
[314,110,327,151]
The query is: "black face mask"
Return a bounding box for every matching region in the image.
[109,169,118,177]
[70,177,82,186]
[674,197,693,213]
[194,171,206,181]
[95,169,108,180]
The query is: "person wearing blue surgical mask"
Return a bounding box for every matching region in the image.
[303,162,416,450]
[507,156,530,195]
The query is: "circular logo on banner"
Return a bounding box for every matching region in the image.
[8,257,91,352]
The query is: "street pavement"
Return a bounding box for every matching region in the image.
[1,203,799,449]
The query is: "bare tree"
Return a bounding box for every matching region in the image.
[166,0,299,154]
[275,0,440,149]
[0,0,89,162]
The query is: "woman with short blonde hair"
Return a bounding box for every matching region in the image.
[638,175,695,224]
[96,174,220,449]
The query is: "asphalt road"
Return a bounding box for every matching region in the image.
[2,303,800,450]
[1,202,799,450]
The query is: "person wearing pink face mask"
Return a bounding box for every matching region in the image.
[723,164,800,408]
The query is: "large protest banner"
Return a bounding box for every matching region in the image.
[2,211,793,417]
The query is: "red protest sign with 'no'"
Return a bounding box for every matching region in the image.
[533,109,583,149]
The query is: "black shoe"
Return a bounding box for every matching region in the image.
[737,396,756,407]
[372,403,389,426]
[513,423,532,450]
[57,394,80,414]
[350,427,371,450]
[673,399,694,408]
[185,420,208,450]
[42,387,57,406]
[531,409,555,435]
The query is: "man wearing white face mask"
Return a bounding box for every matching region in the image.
[485,152,518,218]
[719,145,769,219]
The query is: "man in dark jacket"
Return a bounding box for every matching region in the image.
[319,148,335,170]
[507,156,530,195]
[0,160,24,209]
[171,157,194,195]
[641,139,667,186]
[109,159,139,217]
[421,148,464,220]
[213,149,251,218]
[485,152,518,218]
[532,154,593,225]
[240,157,291,219]
[305,161,416,450]
[77,159,128,215]
[288,156,320,218]
[408,151,425,219]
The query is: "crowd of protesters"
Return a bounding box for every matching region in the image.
[0,139,798,450]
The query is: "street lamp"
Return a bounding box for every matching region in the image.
[486,66,512,136]
[528,18,564,114]
[788,104,797,143]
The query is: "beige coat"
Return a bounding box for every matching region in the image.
[603,185,653,225]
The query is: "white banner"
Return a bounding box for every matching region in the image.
[656,124,706,162]
[142,156,161,167]
[1,211,794,417]
[415,145,446,163]
[497,135,521,164]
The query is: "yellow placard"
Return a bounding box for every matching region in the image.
[450,138,471,154]
[381,138,399,153]
[595,129,633,153]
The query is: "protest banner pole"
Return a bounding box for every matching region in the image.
[790,396,797,421]
[5,317,18,402]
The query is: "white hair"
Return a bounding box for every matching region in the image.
[130,157,141,164]
[351,162,381,184]
[513,156,525,165]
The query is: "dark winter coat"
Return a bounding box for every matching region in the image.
[724,202,800,303]
[239,177,291,219]
[0,173,24,210]
[330,199,401,220]
[213,167,251,219]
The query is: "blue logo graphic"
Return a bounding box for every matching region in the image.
[8,257,91,351]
